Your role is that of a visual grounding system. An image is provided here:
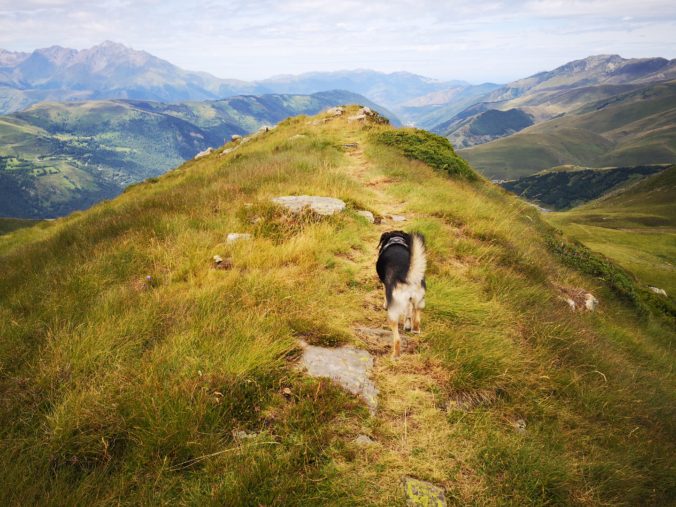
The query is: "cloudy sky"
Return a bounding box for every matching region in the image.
[1,0,675,83]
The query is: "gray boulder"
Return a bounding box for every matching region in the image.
[272,195,346,216]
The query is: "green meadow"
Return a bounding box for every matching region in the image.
[0,108,673,505]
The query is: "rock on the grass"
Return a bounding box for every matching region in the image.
[354,434,376,446]
[389,214,407,222]
[402,477,447,507]
[356,210,375,223]
[227,233,252,243]
[325,106,344,116]
[272,195,346,216]
[298,343,378,413]
[231,134,242,142]
[649,286,668,297]
[558,286,598,311]
[194,147,213,159]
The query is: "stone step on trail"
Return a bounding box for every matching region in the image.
[272,195,346,216]
[297,341,378,414]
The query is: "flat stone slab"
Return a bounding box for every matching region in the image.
[272,195,346,216]
[299,343,378,413]
[402,477,447,507]
[388,214,407,222]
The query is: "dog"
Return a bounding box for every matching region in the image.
[376,230,427,357]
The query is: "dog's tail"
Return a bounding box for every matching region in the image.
[406,232,426,284]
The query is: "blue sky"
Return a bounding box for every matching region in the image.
[1,0,675,83]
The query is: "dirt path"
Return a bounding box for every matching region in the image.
[338,142,458,503]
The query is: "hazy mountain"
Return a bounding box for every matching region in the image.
[459,80,676,179]
[0,42,491,123]
[257,70,466,110]
[0,90,394,218]
[0,41,257,113]
[434,55,676,148]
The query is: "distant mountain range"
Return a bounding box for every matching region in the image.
[0,90,391,218]
[0,41,488,122]
[433,54,676,147]
[1,41,675,217]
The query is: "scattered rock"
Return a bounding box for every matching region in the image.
[402,477,447,507]
[256,125,275,134]
[356,210,375,223]
[282,387,293,398]
[584,293,598,311]
[194,147,213,159]
[325,106,344,116]
[648,286,668,297]
[513,419,527,433]
[220,147,235,157]
[354,434,376,446]
[388,214,407,222]
[288,134,307,141]
[231,134,242,142]
[298,343,378,413]
[272,195,346,216]
[348,113,367,122]
[227,233,252,243]
[213,255,233,270]
[558,286,598,311]
[343,142,359,149]
[233,430,258,440]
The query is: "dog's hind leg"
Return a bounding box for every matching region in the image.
[412,307,422,334]
[404,300,413,332]
[389,318,401,357]
[382,286,388,310]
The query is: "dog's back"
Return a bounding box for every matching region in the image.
[376,231,427,356]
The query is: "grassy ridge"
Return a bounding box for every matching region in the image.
[0,91,394,219]
[0,108,674,504]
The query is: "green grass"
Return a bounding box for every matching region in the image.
[460,81,676,180]
[547,166,676,297]
[373,128,476,180]
[0,107,674,505]
[0,91,394,219]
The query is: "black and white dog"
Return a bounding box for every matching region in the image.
[376,231,427,357]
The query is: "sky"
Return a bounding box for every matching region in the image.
[1,0,675,83]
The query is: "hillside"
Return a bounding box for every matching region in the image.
[0,108,673,505]
[434,55,676,149]
[459,80,676,180]
[547,166,676,295]
[0,90,394,218]
[500,164,670,210]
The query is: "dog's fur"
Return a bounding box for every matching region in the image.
[376,230,427,357]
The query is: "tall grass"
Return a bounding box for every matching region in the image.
[1,108,673,505]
